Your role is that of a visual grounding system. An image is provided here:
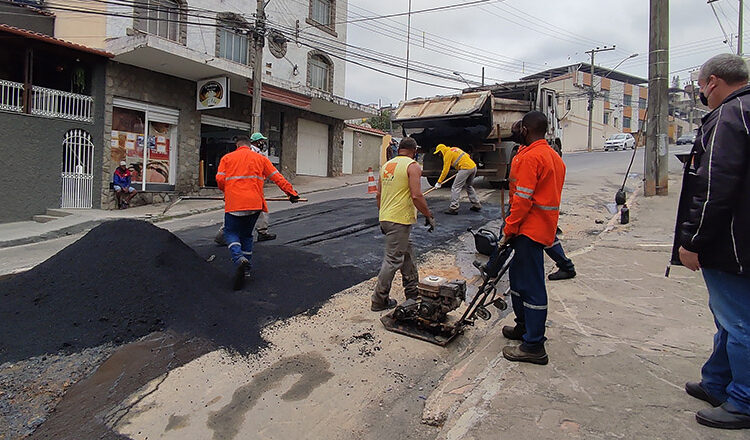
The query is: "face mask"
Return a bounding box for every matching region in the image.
[699,81,713,106]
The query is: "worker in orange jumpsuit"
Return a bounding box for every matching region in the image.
[500,111,566,365]
[216,135,300,290]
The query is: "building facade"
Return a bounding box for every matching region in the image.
[0,15,110,222]
[51,0,373,208]
[523,64,648,151]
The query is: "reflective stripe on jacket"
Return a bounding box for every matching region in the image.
[435,144,477,183]
[379,156,417,224]
[216,146,297,213]
[503,139,566,247]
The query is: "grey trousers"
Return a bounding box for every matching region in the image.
[450,167,481,210]
[256,211,270,233]
[372,221,420,306]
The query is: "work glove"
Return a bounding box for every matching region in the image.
[288,194,300,203]
[425,216,436,233]
[434,182,442,189]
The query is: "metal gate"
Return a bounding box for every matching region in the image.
[61,129,94,209]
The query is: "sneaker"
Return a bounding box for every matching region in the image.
[685,382,723,407]
[470,206,482,212]
[502,325,525,340]
[256,232,277,242]
[214,227,226,246]
[548,269,576,281]
[233,258,250,291]
[444,209,459,215]
[696,403,750,429]
[502,345,549,365]
[371,298,397,312]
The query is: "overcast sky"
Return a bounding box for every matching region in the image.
[343,0,741,106]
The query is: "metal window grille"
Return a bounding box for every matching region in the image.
[61,129,95,209]
[218,27,249,64]
[140,0,181,42]
[309,56,330,91]
[31,85,93,122]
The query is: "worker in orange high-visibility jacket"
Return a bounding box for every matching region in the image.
[499,111,565,366]
[433,144,482,215]
[216,134,300,290]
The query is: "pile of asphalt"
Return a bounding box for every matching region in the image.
[0,219,363,364]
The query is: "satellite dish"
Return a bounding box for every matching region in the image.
[268,31,287,59]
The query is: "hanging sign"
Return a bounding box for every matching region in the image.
[197,76,230,110]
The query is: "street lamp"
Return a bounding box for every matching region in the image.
[453,71,473,88]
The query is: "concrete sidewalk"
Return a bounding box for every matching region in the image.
[427,178,745,440]
[0,173,369,249]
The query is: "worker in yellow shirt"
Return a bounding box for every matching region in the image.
[433,144,482,215]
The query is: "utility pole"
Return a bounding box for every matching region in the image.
[404,0,412,101]
[585,46,615,152]
[739,0,744,56]
[251,0,266,133]
[689,70,698,133]
[645,0,669,196]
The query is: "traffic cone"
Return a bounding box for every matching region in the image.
[367,167,377,194]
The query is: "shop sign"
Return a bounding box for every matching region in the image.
[197,77,230,110]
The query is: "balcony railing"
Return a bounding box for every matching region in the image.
[0,80,94,123]
[0,79,23,112]
[31,85,94,122]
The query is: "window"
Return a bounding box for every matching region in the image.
[623,116,631,129]
[311,0,332,26]
[624,94,632,106]
[134,0,184,43]
[603,112,610,125]
[217,14,250,64]
[307,52,333,92]
[639,97,647,108]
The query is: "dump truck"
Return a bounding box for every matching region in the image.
[392,79,562,188]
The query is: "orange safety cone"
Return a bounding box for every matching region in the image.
[367,167,377,194]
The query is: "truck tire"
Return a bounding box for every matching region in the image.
[487,180,508,189]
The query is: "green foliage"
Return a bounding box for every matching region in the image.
[366,109,393,132]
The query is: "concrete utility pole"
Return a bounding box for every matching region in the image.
[404,0,412,101]
[645,0,669,196]
[739,0,744,55]
[251,0,266,133]
[585,46,615,152]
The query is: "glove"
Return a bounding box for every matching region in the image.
[288,194,300,203]
[425,216,436,233]
[434,182,442,189]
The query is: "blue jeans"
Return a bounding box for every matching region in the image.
[223,212,260,266]
[701,268,750,414]
[508,235,548,351]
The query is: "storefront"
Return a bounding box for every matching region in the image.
[110,97,179,191]
[199,115,249,188]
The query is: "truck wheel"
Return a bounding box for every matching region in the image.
[426,176,439,186]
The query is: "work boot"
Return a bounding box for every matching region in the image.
[444,209,459,215]
[696,403,750,429]
[548,269,576,281]
[470,206,482,212]
[214,227,226,246]
[502,344,549,365]
[256,231,277,242]
[233,258,250,291]
[502,325,525,341]
[686,382,723,407]
[371,298,397,312]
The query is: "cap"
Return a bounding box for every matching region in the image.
[250,132,267,142]
[120,161,127,166]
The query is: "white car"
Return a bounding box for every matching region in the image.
[604,133,636,151]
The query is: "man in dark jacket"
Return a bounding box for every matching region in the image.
[113,161,137,209]
[672,53,750,430]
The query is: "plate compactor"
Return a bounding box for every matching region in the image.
[381,245,515,346]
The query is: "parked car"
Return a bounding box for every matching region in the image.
[676,132,697,145]
[604,133,636,151]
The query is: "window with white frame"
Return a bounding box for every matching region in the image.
[134,0,183,43]
[311,0,332,26]
[217,14,250,65]
[307,53,332,92]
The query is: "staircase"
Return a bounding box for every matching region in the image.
[33,209,72,224]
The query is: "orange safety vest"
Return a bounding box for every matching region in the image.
[503,139,566,247]
[216,146,297,213]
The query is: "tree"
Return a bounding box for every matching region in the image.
[366,109,393,132]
